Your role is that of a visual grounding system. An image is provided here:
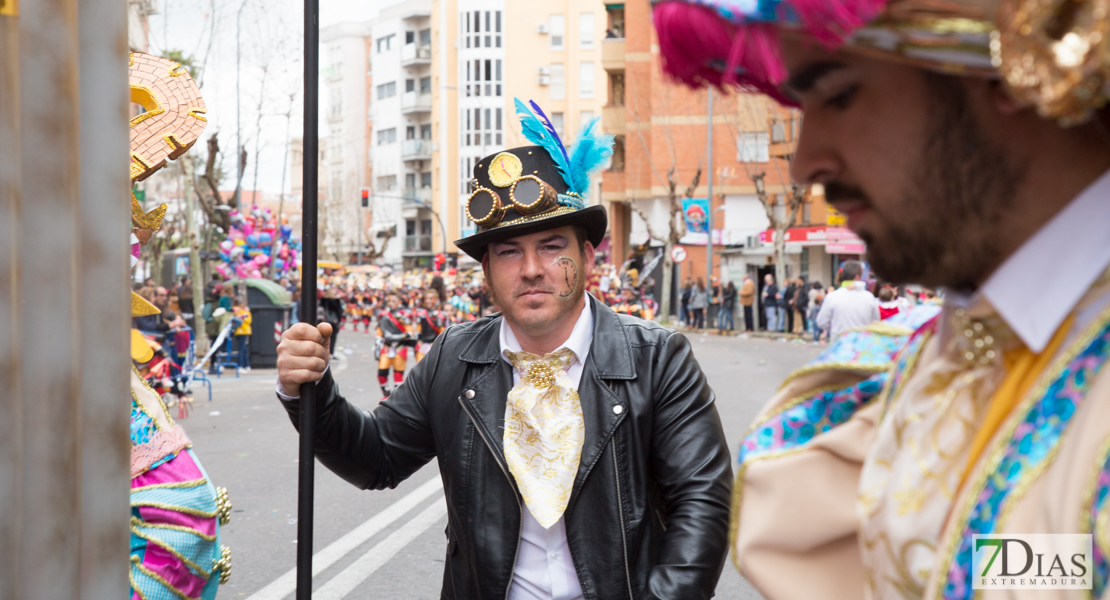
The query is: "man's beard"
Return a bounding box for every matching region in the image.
[831,74,1022,289]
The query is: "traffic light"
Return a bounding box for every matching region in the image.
[360,188,369,208]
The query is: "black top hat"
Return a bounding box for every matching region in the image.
[454,99,612,261]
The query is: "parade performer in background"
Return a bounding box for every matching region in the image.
[275,99,732,599]
[414,288,449,362]
[612,286,654,321]
[128,52,229,599]
[654,0,1110,597]
[375,291,412,397]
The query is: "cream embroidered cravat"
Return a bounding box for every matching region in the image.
[503,347,584,529]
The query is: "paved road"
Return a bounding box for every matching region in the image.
[186,325,822,599]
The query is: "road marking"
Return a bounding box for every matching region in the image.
[244,476,443,600]
[314,501,448,600]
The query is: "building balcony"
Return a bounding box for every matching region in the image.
[403,235,433,254]
[402,139,432,161]
[401,91,432,114]
[602,105,625,135]
[403,187,432,204]
[401,43,431,66]
[601,38,625,72]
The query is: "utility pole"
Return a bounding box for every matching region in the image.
[234,0,249,210]
[705,87,714,284]
[183,158,208,357]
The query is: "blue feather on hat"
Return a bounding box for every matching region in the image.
[515,98,613,200]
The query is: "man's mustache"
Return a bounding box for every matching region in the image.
[824,182,873,207]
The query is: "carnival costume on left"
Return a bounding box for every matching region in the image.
[128,52,230,600]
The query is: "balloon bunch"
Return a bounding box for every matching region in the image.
[214,205,301,280]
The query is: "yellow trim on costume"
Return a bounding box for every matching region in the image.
[132,291,161,317]
[132,364,177,428]
[129,501,217,519]
[130,556,201,600]
[129,85,165,127]
[958,316,1073,487]
[129,521,213,578]
[132,329,155,363]
[131,516,218,542]
[187,107,208,122]
[780,361,891,389]
[877,330,933,421]
[931,304,1110,600]
[131,478,208,493]
[0,0,18,16]
[168,62,187,77]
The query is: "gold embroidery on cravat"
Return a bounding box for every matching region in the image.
[503,348,584,528]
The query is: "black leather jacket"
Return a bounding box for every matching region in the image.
[280,296,733,599]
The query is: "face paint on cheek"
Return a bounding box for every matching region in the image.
[553,256,579,299]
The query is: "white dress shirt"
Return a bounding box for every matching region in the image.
[952,167,1110,352]
[500,297,592,600]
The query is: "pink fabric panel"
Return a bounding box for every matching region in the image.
[141,543,209,598]
[133,451,217,537]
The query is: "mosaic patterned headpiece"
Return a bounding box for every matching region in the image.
[653,0,1110,124]
[128,52,208,315]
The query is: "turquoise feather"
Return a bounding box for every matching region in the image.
[565,117,614,197]
[514,98,573,187]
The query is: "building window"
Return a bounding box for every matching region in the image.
[579,110,595,133]
[420,171,432,187]
[737,132,770,162]
[579,62,595,99]
[606,5,625,37]
[462,10,501,50]
[771,121,786,142]
[608,71,625,105]
[406,125,416,140]
[377,81,396,99]
[579,13,595,49]
[377,175,397,190]
[420,123,432,139]
[405,173,417,189]
[376,34,394,53]
[465,58,502,97]
[551,112,564,139]
[550,14,565,50]
[419,76,432,94]
[462,107,503,148]
[405,79,416,93]
[405,30,415,44]
[377,127,397,145]
[420,28,431,45]
[550,64,565,100]
[608,135,625,171]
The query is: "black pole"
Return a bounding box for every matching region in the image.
[297,0,319,597]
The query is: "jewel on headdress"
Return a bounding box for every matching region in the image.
[131,194,167,232]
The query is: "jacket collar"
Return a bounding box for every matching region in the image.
[459,294,636,380]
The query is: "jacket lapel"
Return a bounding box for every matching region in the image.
[571,297,637,506]
[458,317,514,470]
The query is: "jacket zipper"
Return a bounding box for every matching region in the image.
[608,378,634,600]
[458,396,523,600]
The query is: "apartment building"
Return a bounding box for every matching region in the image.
[431,0,610,264]
[320,21,374,262]
[368,0,436,270]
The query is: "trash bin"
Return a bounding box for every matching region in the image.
[229,279,293,369]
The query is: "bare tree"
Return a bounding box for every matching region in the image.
[726,95,807,286]
[623,84,705,321]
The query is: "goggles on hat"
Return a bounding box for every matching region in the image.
[464,174,561,227]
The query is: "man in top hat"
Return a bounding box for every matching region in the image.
[275,100,732,599]
[653,0,1110,598]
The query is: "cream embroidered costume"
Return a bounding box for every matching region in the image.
[650,0,1110,598]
